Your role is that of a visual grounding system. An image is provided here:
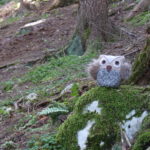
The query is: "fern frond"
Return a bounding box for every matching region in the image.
[38,107,69,116]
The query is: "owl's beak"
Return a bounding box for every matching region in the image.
[106,65,112,72]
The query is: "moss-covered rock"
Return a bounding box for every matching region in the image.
[129,37,150,85]
[142,115,150,130]
[132,114,150,150]
[66,35,84,56]
[132,130,150,150]
[57,86,150,150]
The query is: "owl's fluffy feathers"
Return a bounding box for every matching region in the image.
[120,62,132,80]
[87,55,131,81]
[87,59,100,80]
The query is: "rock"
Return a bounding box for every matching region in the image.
[57,86,150,150]
[26,93,38,101]
[60,83,73,95]
[66,35,84,56]
[132,130,150,150]
[1,140,17,150]
[132,114,150,150]
[18,19,46,35]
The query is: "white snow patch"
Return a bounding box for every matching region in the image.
[84,101,101,114]
[122,111,148,140]
[126,110,136,119]
[77,120,95,150]
[26,93,38,101]
[100,141,104,146]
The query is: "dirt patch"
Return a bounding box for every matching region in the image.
[0,4,77,68]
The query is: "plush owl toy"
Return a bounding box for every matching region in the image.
[87,55,131,88]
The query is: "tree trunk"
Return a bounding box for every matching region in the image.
[66,0,117,55]
[129,37,150,85]
[45,0,78,12]
[126,0,150,20]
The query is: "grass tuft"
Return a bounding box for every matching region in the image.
[128,11,150,26]
[20,54,96,85]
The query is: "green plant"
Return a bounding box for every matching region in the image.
[2,81,14,92]
[0,15,21,26]
[133,130,150,150]
[0,107,12,116]
[71,83,79,97]
[38,107,69,116]
[20,54,95,84]
[1,141,17,150]
[128,11,150,26]
[0,0,12,5]
[27,133,65,150]
[18,115,37,130]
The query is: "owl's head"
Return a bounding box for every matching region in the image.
[87,54,131,82]
[98,55,125,72]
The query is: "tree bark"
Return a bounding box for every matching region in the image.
[129,37,150,85]
[66,0,117,55]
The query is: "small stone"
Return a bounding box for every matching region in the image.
[60,83,73,95]
[26,93,38,101]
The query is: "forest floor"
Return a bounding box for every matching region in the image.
[0,0,149,149]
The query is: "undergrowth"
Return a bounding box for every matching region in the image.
[20,54,96,84]
[27,133,65,150]
[0,0,12,5]
[128,11,150,26]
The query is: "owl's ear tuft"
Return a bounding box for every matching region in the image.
[99,55,105,59]
[86,59,100,80]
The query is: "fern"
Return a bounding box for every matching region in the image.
[38,107,69,116]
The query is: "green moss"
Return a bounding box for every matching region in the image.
[128,11,150,26]
[142,115,150,130]
[129,38,150,84]
[83,27,91,41]
[0,0,13,5]
[21,54,95,84]
[0,15,21,27]
[66,35,84,56]
[2,81,15,92]
[57,86,150,150]
[132,130,150,150]
[27,133,64,150]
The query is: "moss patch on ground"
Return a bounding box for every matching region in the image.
[20,54,95,84]
[128,11,150,26]
[57,86,150,150]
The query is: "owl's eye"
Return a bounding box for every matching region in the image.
[115,61,120,65]
[102,60,106,64]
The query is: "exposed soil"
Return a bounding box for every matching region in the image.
[0,4,77,67]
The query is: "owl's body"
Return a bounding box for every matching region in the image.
[97,69,121,87]
[87,55,131,88]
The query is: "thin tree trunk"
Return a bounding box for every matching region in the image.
[66,0,117,55]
